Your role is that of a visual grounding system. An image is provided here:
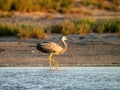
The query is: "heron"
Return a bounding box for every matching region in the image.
[36,36,68,69]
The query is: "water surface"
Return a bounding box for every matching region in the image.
[0,67,120,90]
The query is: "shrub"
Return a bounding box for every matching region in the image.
[91,20,105,33]
[0,18,120,38]
[75,23,91,34]
[80,0,119,11]
[61,20,76,35]
[0,0,74,13]
[81,0,92,6]
[0,23,45,39]
[11,0,34,12]
[72,18,95,34]
[0,0,119,12]
[91,18,120,33]
[108,19,120,32]
[0,0,13,11]
[0,23,18,36]
[17,23,45,39]
[49,23,62,33]
[48,18,120,35]
[59,0,74,13]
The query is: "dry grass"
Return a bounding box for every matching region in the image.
[80,0,120,11]
[0,18,120,38]
[0,0,119,13]
[48,18,120,35]
[0,0,74,13]
[0,23,45,39]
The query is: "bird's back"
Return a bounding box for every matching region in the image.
[37,41,63,53]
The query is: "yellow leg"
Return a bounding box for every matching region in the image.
[52,59,59,69]
[53,53,59,69]
[56,61,59,69]
[48,53,59,69]
[49,53,53,70]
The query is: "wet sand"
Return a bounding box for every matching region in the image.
[0,33,120,67]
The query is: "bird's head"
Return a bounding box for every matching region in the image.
[62,36,68,41]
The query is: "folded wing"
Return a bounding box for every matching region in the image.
[37,41,63,53]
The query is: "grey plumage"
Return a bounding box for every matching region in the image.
[37,36,68,54]
[37,41,63,53]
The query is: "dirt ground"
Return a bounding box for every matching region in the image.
[0,33,120,67]
[0,12,120,26]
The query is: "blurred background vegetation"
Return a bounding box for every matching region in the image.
[0,18,120,39]
[0,0,120,38]
[0,0,74,13]
[0,0,120,13]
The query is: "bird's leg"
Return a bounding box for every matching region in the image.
[49,53,53,70]
[56,61,59,69]
[53,53,59,69]
[51,59,59,69]
[49,53,59,69]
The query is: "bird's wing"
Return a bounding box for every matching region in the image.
[41,42,63,53]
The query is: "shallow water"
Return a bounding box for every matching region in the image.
[0,67,120,90]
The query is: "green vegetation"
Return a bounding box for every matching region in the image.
[0,0,74,13]
[48,18,120,35]
[0,0,119,13]
[0,18,120,38]
[92,19,120,33]
[81,0,120,11]
[0,23,45,39]
[0,0,13,11]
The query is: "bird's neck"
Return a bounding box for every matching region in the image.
[61,39,67,54]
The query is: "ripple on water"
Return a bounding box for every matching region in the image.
[0,67,120,90]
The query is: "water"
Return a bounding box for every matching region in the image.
[0,67,120,90]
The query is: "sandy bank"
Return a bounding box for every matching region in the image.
[0,33,120,67]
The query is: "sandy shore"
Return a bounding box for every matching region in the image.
[0,33,120,67]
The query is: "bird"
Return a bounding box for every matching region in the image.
[36,36,68,70]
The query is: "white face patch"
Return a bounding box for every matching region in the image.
[62,36,68,41]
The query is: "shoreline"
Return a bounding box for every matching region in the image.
[0,66,120,68]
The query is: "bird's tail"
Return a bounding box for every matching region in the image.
[36,43,42,50]
[36,43,49,53]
